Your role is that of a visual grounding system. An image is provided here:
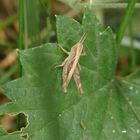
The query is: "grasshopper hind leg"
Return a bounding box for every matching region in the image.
[73,67,83,94]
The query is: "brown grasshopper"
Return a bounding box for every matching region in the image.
[56,32,88,94]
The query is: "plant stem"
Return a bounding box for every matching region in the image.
[17,0,24,130]
[18,0,24,76]
[24,0,28,49]
[116,0,137,47]
[60,1,140,9]
[87,3,140,9]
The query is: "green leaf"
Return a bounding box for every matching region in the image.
[0,10,140,140]
[0,128,22,140]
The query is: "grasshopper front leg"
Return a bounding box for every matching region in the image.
[57,44,69,55]
[55,57,68,68]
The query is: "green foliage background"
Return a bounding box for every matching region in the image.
[0,9,140,140]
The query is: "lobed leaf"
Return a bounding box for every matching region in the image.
[0,9,140,140]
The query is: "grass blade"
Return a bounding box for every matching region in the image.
[116,0,137,47]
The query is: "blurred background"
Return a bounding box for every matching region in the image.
[0,0,140,133]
